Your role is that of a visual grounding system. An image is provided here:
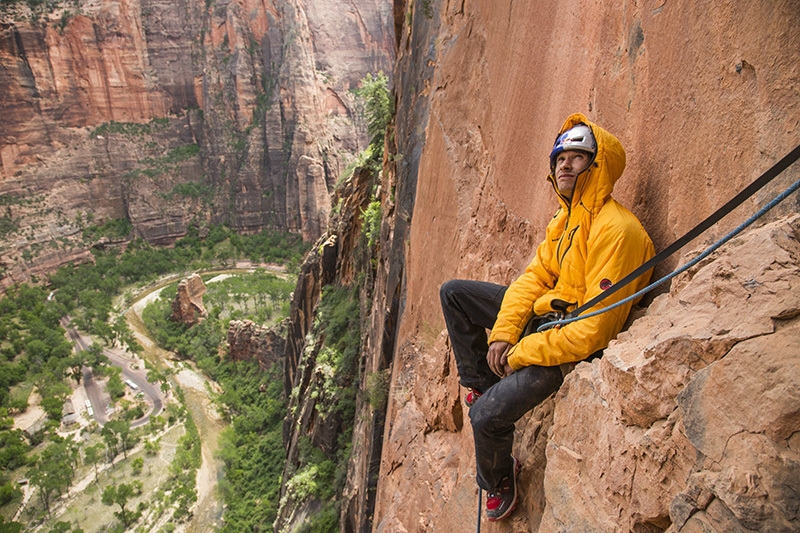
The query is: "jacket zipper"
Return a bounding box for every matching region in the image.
[553,165,588,266]
[558,226,579,266]
[556,207,570,261]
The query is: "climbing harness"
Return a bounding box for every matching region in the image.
[538,143,800,332]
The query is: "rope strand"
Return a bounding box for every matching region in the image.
[538,175,800,332]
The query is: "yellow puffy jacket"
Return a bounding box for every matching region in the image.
[488,113,655,369]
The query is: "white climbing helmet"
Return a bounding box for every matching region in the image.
[549,123,596,169]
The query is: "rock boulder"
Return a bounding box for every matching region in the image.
[170,273,207,326]
[227,319,286,370]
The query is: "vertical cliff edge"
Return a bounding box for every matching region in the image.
[308,1,800,532]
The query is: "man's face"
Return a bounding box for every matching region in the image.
[554,150,591,199]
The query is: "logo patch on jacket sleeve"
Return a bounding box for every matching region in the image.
[599,278,613,291]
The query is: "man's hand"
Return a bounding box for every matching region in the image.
[487,341,514,378]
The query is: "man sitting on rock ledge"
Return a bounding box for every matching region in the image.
[440,113,655,522]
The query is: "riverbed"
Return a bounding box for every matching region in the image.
[125,286,226,532]
[123,266,290,531]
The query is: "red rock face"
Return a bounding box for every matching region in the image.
[373,1,800,531]
[170,273,207,325]
[0,0,394,287]
[0,2,173,171]
[226,319,285,369]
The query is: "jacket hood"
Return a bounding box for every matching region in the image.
[549,113,626,212]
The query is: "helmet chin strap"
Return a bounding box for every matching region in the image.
[555,159,593,204]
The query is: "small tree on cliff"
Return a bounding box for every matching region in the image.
[351,72,391,171]
[355,72,391,149]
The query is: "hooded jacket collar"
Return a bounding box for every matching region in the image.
[548,113,627,213]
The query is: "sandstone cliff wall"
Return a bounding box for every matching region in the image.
[371,1,800,532]
[277,163,381,532]
[0,0,394,287]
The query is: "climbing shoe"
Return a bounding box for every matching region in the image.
[464,388,482,407]
[486,456,520,522]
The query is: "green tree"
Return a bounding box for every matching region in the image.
[0,516,23,533]
[148,414,166,432]
[83,343,109,371]
[47,521,73,533]
[101,424,119,461]
[35,373,72,403]
[0,430,29,469]
[362,200,382,248]
[144,438,161,456]
[29,448,71,515]
[61,351,86,384]
[83,442,104,482]
[40,396,64,420]
[106,369,125,399]
[0,410,12,431]
[49,435,80,480]
[103,419,132,459]
[0,480,21,507]
[25,339,50,364]
[102,483,136,527]
[353,72,391,151]
[130,457,143,475]
[111,315,142,354]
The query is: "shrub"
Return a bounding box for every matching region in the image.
[365,369,390,411]
[353,72,391,151]
[361,200,381,249]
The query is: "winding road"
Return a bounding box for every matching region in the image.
[62,318,164,428]
[61,267,275,530]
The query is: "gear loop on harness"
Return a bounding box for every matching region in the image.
[537,144,800,333]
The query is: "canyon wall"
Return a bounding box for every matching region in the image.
[368,0,800,532]
[3,0,799,531]
[277,164,379,532]
[0,0,394,288]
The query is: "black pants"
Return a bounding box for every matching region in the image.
[440,279,564,490]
